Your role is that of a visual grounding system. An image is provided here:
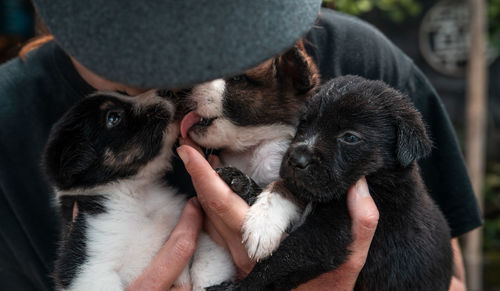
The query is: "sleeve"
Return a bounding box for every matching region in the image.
[406,66,482,237]
[0,56,61,291]
[306,8,482,237]
[0,187,52,291]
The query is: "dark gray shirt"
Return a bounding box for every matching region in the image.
[0,9,481,290]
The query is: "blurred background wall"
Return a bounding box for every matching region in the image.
[1,0,499,289]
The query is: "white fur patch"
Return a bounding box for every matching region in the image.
[222,136,292,187]
[190,233,235,290]
[66,183,187,290]
[295,134,318,150]
[242,187,302,261]
[194,119,295,152]
[188,79,225,117]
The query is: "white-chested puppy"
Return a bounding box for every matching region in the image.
[43,90,234,291]
[180,41,320,187]
[179,42,320,261]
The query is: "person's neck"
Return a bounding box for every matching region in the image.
[70,57,147,96]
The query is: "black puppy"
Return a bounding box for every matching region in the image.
[210,75,453,291]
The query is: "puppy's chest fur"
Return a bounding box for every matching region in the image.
[57,181,186,290]
[221,134,293,187]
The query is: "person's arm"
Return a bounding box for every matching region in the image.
[126,198,203,291]
[177,142,380,289]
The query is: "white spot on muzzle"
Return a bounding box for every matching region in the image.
[189,79,226,117]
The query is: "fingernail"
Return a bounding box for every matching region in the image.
[356,177,370,197]
[177,146,189,164]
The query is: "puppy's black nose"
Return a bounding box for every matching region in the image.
[288,146,313,169]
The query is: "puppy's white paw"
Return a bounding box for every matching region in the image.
[242,191,301,261]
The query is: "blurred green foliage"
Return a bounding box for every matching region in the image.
[489,0,500,49]
[322,0,422,22]
[324,0,500,49]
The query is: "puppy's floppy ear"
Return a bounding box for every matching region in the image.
[43,132,98,190]
[395,109,432,167]
[276,40,320,95]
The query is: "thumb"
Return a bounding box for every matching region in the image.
[176,145,247,227]
[345,177,379,271]
[176,144,224,192]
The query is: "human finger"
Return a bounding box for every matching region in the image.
[179,137,204,155]
[179,137,221,168]
[177,145,253,274]
[204,219,227,248]
[448,276,466,291]
[126,198,203,291]
[345,177,379,273]
[293,177,378,290]
[177,145,248,230]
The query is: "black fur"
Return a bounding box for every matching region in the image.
[210,76,452,291]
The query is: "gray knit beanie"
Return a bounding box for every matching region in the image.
[32,0,321,88]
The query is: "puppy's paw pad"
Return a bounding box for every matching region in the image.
[216,167,252,195]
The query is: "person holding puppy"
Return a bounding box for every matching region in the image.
[0,0,479,290]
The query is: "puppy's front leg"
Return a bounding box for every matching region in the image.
[242,180,303,261]
[216,168,303,261]
[208,202,352,291]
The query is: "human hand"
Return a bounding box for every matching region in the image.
[126,198,203,291]
[177,139,379,289]
[177,139,255,278]
[293,177,379,290]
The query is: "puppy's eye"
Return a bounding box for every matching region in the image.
[157,89,176,99]
[339,132,361,144]
[106,110,123,128]
[229,74,248,83]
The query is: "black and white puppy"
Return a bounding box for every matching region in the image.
[43,91,235,290]
[210,75,453,290]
